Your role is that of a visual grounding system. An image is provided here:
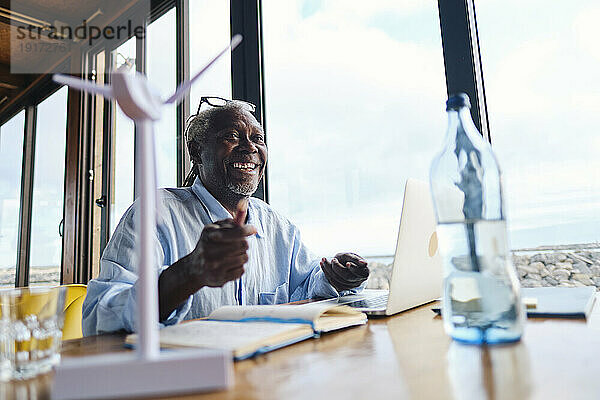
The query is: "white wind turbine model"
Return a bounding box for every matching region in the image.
[50,35,243,400]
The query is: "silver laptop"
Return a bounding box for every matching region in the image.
[316,178,443,316]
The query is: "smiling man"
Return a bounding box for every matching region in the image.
[82,99,369,335]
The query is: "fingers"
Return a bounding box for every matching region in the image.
[197,250,249,271]
[333,253,369,277]
[214,218,235,226]
[342,261,370,278]
[199,253,248,288]
[335,252,368,266]
[213,253,249,271]
[320,258,336,277]
[191,216,256,287]
[203,265,245,288]
[203,223,257,242]
[320,258,354,291]
[331,258,367,281]
[224,267,245,282]
[319,258,341,287]
[204,240,249,257]
[321,256,369,292]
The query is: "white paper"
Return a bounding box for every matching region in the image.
[155,320,307,351]
[208,303,341,323]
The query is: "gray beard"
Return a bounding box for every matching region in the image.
[226,179,258,196]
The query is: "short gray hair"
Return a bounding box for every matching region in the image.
[185,101,252,164]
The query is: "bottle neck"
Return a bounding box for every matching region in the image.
[443,107,487,148]
[443,109,460,147]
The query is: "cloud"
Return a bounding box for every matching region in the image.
[476,0,600,246]
[263,0,600,253]
[573,5,600,61]
[262,0,447,255]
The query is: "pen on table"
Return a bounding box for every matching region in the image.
[233,198,248,305]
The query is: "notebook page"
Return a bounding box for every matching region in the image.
[155,320,308,350]
[208,303,340,323]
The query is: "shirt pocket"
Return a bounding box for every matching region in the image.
[258,282,289,305]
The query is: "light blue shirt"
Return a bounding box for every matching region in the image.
[82,178,352,336]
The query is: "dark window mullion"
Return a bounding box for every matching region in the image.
[467,0,490,143]
[176,0,190,187]
[437,0,491,142]
[257,0,268,202]
[16,105,36,287]
[62,51,87,285]
[100,51,114,255]
[78,55,94,284]
[230,0,267,201]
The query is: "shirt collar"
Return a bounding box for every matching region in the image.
[191,177,264,238]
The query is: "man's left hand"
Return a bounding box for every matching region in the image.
[320,253,369,292]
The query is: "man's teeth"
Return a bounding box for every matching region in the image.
[232,162,257,170]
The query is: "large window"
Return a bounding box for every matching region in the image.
[108,2,232,232]
[189,1,232,112]
[29,87,68,286]
[110,37,137,233]
[262,1,447,261]
[0,111,25,287]
[147,8,177,188]
[7,1,514,285]
[477,0,600,249]
[110,10,179,233]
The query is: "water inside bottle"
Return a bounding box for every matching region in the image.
[436,219,523,344]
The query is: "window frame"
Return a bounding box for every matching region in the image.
[15,105,36,287]
[437,0,491,142]
[0,0,490,285]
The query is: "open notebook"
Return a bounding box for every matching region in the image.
[522,286,597,319]
[126,303,367,360]
[432,286,597,319]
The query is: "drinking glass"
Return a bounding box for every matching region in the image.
[0,286,66,380]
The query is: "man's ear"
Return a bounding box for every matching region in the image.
[190,144,203,165]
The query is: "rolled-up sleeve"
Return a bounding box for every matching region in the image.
[82,204,193,336]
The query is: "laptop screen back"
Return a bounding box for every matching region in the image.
[385,179,443,315]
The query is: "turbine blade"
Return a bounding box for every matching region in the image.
[53,74,114,99]
[164,34,243,105]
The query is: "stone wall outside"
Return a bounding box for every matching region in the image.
[4,248,600,290]
[366,247,600,291]
[0,267,59,287]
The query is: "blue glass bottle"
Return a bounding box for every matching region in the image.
[429,93,524,344]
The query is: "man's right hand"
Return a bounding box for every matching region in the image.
[184,218,257,288]
[158,201,255,321]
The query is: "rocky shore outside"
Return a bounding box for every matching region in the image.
[0,267,59,287]
[366,244,600,291]
[3,244,600,290]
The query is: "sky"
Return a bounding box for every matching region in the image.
[0,111,25,271]
[262,0,447,257]
[111,1,232,233]
[476,0,600,247]
[262,0,600,256]
[0,87,68,271]
[1,0,600,271]
[29,87,68,270]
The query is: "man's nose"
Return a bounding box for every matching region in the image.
[237,134,257,152]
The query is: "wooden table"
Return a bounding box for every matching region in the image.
[3,297,600,400]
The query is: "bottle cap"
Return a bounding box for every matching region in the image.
[446,93,471,111]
